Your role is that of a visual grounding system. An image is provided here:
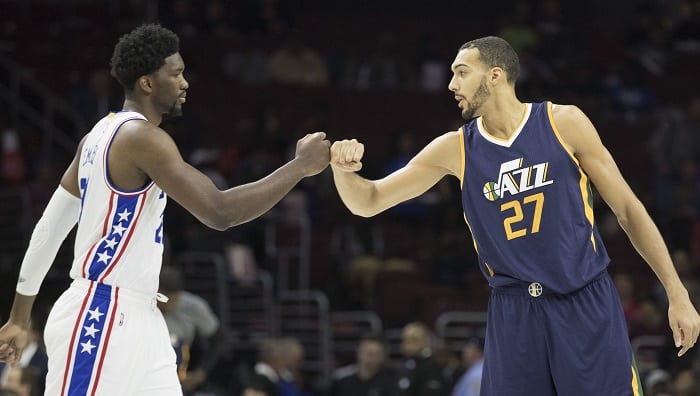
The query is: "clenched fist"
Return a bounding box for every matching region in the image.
[331,139,364,172]
[295,132,331,176]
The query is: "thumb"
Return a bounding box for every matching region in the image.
[670,318,682,347]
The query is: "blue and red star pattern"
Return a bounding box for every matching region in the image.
[65,283,118,395]
[86,195,140,281]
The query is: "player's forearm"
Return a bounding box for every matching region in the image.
[618,200,687,299]
[215,159,308,229]
[331,167,380,217]
[7,293,35,328]
[16,186,79,295]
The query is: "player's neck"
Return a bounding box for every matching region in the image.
[122,98,163,126]
[479,97,527,140]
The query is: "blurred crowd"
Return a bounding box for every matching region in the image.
[1,0,700,395]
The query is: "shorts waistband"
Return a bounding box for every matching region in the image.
[491,270,608,298]
[70,278,168,307]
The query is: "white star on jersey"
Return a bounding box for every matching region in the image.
[83,323,100,338]
[112,223,127,236]
[104,237,118,250]
[117,208,131,222]
[87,307,104,322]
[96,251,112,264]
[80,340,97,354]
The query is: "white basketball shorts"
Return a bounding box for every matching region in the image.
[43,278,182,395]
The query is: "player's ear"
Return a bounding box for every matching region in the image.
[137,75,153,94]
[489,67,504,85]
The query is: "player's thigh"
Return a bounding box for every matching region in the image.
[481,293,556,396]
[545,274,643,396]
[96,304,180,395]
[44,288,90,395]
[131,309,181,395]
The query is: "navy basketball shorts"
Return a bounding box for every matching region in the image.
[481,271,643,396]
[43,278,182,396]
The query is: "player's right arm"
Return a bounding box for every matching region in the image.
[330,132,462,217]
[117,121,330,230]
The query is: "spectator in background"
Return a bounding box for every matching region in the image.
[629,297,670,341]
[268,31,329,86]
[672,351,700,395]
[244,337,309,396]
[451,336,484,396]
[221,33,270,85]
[383,131,430,225]
[650,96,700,180]
[643,368,672,396]
[158,266,224,395]
[0,366,39,396]
[396,322,446,396]
[243,338,284,396]
[613,272,641,332]
[277,338,315,396]
[69,68,121,127]
[330,334,398,396]
[604,58,657,122]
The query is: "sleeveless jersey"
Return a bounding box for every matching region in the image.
[460,102,609,294]
[72,111,167,295]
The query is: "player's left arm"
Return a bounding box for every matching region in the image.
[552,104,700,356]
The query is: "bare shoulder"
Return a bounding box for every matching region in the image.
[112,119,180,160]
[116,119,171,144]
[549,103,600,156]
[108,119,185,189]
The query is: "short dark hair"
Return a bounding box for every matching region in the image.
[110,24,179,91]
[460,36,520,84]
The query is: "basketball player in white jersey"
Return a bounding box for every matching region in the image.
[0,24,330,395]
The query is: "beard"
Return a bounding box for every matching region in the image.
[163,99,183,119]
[461,77,490,120]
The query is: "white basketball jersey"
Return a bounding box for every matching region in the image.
[72,111,167,294]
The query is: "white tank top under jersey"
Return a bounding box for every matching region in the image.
[72,111,167,295]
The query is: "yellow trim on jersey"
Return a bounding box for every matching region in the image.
[459,129,486,273]
[483,262,495,277]
[463,213,479,254]
[631,364,642,396]
[462,213,493,276]
[547,102,578,165]
[547,102,596,244]
[459,127,466,188]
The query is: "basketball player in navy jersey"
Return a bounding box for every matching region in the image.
[330,36,700,395]
[0,24,329,395]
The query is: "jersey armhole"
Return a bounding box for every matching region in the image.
[103,117,155,196]
[547,101,580,166]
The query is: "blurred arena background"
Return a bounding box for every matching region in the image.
[0,0,699,394]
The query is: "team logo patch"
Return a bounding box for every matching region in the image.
[482,182,500,202]
[528,282,543,297]
[482,157,554,201]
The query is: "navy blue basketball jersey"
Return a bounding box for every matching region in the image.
[460,102,609,294]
